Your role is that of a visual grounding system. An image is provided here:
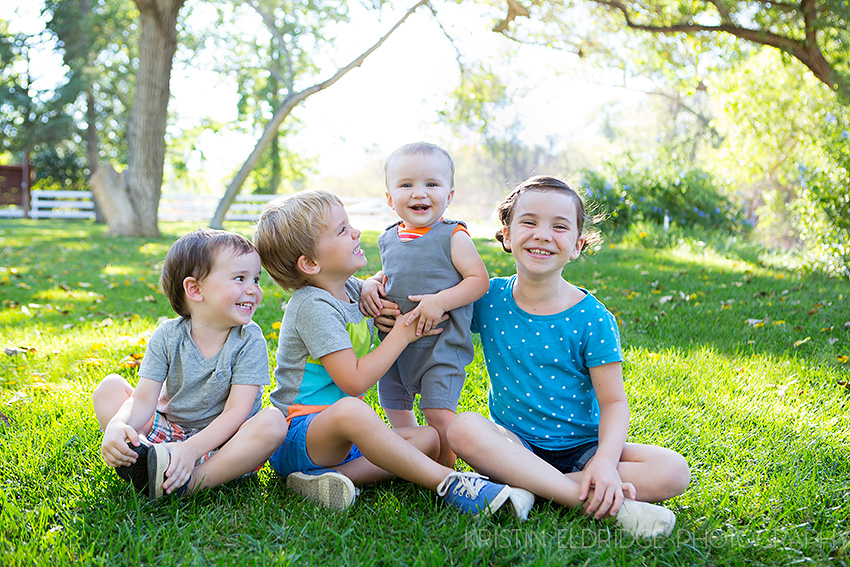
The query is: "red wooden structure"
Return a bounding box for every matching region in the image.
[0,155,32,217]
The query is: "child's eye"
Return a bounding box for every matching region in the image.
[426,182,437,188]
[235,275,245,282]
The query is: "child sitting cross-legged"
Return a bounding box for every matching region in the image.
[253,189,521,515]
[93,228,288,500]
[446,176,691,537]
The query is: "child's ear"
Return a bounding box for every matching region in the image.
[570,236,586,260]
[385,192,394,210]
[183,276,203,303]
[296,255,320,276]
[446,188,455,206]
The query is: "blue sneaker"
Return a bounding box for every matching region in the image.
[436,472,511,516]
[286,469,357,510]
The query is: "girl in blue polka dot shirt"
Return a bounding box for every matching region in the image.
[446,176,690,538]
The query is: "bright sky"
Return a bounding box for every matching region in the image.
[3,1,646,188]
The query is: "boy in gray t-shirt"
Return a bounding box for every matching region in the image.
[93,228,288,500]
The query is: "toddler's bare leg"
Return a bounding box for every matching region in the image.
[384,408,418,428]
[423,407,457,468]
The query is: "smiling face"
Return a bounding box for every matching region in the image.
[194,247,263,328]
[385,152,455,229]
[310,202,368,281]
[502,190,586,278]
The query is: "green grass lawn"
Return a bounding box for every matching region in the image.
[1,219,849,566]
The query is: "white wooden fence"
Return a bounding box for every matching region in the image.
[0,190,391,227]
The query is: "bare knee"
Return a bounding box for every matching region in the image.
[249,407,289,446]
[327,397,381,431]
[92,374,133,429]
[92,374,131,402]
[665,451,691,497]
[446,411,487,454]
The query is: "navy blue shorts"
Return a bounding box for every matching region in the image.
[520,438,599,474]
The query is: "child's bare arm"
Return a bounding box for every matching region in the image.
[359,271,386,318]
[160,384,258,494]
[321,310,447,396]
[581,361,630,518]
[101,377,161,467]
[406,231,488,335]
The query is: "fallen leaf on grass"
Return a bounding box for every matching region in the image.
[794,337,811,348]
[838,355,849,364]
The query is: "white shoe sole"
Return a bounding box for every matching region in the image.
[286,471,357,510]
[147,444,169,501]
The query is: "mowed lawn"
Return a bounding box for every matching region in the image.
[1,219,849,566]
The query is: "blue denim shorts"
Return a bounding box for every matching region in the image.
[267,412,363,478]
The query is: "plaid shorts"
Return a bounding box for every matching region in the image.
[144,412,263,474]
[144,412,214,466]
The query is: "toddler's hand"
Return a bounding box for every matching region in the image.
[101,421,141,468]
[160,441,198,494]
[391,309,447,344]
[359,277,386,318]
[405,294,446,336]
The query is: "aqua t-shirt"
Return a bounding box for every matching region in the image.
[270,277,374,419]
[471,275,624,450]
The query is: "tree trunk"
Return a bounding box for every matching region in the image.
[94,0,185,237]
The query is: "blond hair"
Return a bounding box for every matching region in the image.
[384,141,455,188]
[253,189,343,290]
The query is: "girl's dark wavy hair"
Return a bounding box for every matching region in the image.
[495,176,603,254]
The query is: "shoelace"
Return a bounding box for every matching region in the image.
[436,472,488,498]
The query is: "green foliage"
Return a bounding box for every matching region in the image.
[580,161,745,234]
[797,112,850,278]
[709,48,850,277]
[30,145,87,191]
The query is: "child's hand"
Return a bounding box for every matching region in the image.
[101,421,141,468]
[579,457,629,519]
[390,309,448,344]
[160,441,198,494]
[405,294,447,336]
[374,299,401,334]
[359,275,386,318]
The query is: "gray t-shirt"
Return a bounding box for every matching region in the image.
[270,277,374,417]
[138,317,270,430]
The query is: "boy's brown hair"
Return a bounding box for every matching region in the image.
[160,228,256,318]
[253,189,344,291]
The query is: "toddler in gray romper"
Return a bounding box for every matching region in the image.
[377,219,473,411]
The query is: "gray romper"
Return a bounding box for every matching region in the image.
[377,219,474,411]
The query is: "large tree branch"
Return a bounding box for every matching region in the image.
[589,0,841,93]
[210,0,431,228]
